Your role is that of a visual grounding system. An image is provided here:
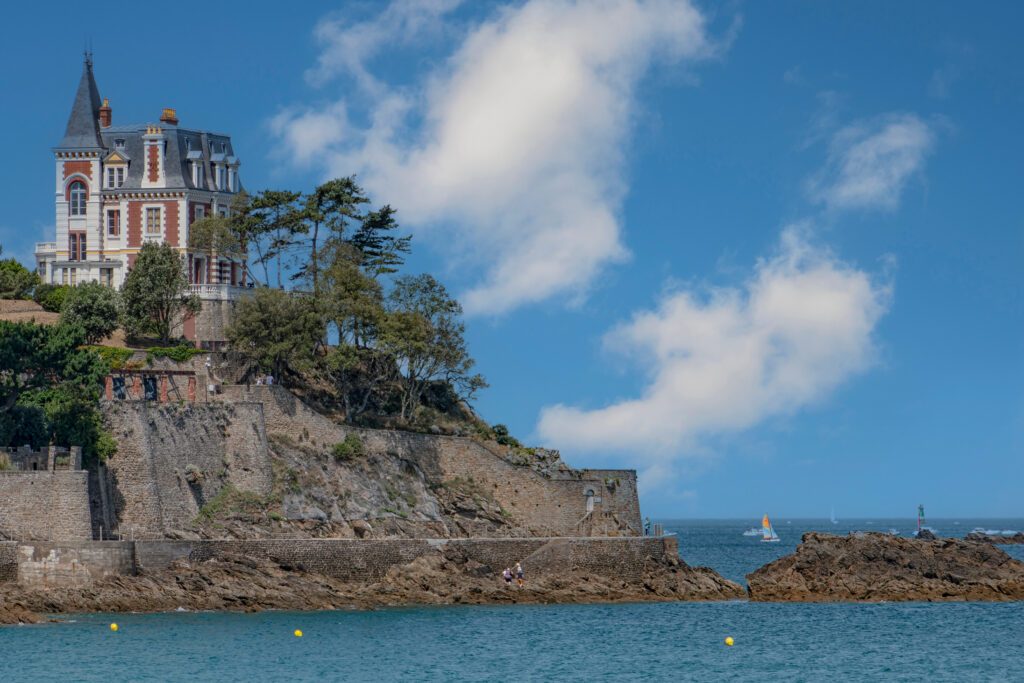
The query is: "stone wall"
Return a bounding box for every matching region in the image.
[219,386,642,536]
[134,536,675,582]
[15,541,136,588]
[0,542,17,582]
[101,401,273,538]
[0,472,92,541]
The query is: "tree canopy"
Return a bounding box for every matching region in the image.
[61,281,121,344]
[0,245,39,300]
[121,242,200,344]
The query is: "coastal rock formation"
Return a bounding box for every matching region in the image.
[747,532,1024,602]
[0,546,742,623]
[965,531,1024,545]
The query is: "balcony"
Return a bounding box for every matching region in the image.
[35,242,57,254]
[187,284,252,301]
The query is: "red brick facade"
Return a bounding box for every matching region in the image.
[163,200,180,247]
[147,144,159,182]
[62,160,92,180]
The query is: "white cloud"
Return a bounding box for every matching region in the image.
[274,0,720,314]
[537,227,891,457]
[807,113,934,212]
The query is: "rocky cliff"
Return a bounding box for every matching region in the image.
[747,532,1024,602]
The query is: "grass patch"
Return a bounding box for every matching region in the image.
[332,433,365,462]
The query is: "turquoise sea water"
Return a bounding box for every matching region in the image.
[2,519,1023,682]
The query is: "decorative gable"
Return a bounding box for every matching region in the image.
[103,150,130,164]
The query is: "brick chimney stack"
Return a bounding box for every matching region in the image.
[99,98,112,128]
[160,108,179,126]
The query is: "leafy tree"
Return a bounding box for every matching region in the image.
[188,214,244,260]
[60,281,121,344]
[301,177,369,293]
[349,205,411,278]
[319,244,384,348]
[121,242,200,344]
[324,345,396,423]
[251,190,305,288]
[0,245,39,299]
[0,321,110,462]
[383,275,487,420]
[225,288,322,380]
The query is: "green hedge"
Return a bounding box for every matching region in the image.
[146,345,203,364]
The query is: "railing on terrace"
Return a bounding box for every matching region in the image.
[187,284,253,301]
[35,242,57,253]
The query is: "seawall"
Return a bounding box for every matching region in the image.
[1,537,676,588]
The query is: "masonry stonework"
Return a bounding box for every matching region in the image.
[218,386,642,536]
[0,472,92,542]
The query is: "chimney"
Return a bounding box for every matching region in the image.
[160,107,179,126]
[99,98,112,128]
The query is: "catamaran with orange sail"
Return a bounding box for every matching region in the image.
[761,514,780,542]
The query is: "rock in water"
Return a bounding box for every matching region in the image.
[915,528,937,540]
[747,532,1024,602]
[965,531,1024,545]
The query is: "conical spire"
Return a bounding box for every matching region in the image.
[58,53,104,149]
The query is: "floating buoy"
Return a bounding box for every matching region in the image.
[724,636,734,646]
[294,629,303,638]
[110,623,119,632]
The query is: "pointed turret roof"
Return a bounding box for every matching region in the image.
[58,53,104,149]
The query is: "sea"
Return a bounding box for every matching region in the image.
[2,518,1023,682]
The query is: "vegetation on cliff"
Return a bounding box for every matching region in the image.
[0,320,114,462]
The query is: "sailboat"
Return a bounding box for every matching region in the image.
[761,514,781,542]
[830,507,838,525]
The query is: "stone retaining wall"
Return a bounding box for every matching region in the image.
[134,536,674,582]
[0,542,17,583]
[0,472,92,541]
[219,386,642,536]
[15,541,136,588]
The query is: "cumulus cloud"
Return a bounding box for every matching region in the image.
[807,113,934,212]
[273,0,721,314]
[537,227,891,456]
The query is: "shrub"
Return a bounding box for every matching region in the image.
[492,423,521,448]
[88,346,134,371]
[146,345,203,364]
[34,283,72,312]
[61,282,121,343]
[0,257,39,300]
[332,433,365,462]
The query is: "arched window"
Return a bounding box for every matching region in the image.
[69,181,87,216]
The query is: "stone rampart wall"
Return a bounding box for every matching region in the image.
[218,386,641,536]
[0,472,92,542]
[0,542,17,582]
[15,541,136,588]
[133,536,674,582]
[101,401,273,538]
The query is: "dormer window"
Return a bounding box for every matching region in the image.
[192,161,205,187]
[114,139,125,150]
[216,165,226,191]
[69,181,87,216]
[106,166,125,189]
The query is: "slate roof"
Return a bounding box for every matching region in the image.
[56,56,241,193]
[58,55,104,149]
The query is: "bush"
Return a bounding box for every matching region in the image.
[34,283,72,312]
[61,282,121,344]
[492,423,521,448]
[89,346,134,371]
[0,257,39,300]
[146,345,203,364]
[332,433,365,462]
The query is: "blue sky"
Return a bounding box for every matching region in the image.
[2,1,1021,517]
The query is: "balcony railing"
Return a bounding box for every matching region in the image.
[35,242,57,254]
[187,284,252,301]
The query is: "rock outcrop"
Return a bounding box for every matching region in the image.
[747,532,1024,602]
[965,531,1024,545]
[0,545,742,623]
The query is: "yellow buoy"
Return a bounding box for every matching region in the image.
[724,636,734,646]
[294,629,303,638]
[110,623,119,632]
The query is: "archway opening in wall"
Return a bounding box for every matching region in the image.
[585,488,596,513]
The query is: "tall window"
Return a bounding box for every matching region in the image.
[192,162,204,188]
[70,268,77,286]
[216,165,226,190]
[68,233,86,261]
[107,209,120,237]
[145,207,162,235]
[69,181,87,216]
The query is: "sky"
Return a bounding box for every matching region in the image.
[1,1,1021,518]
